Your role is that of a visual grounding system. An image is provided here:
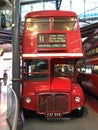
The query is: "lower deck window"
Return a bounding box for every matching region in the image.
[78,64,98,74]
[23,59,48,81]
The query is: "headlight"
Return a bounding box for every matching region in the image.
[25,97,32,103]
[75,96,81,103]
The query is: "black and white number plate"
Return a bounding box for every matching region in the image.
[46,112,62,118]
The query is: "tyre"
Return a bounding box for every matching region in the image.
[23,108,35,119]
[72,107,84,118]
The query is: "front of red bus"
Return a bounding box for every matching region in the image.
[22,10,84,119]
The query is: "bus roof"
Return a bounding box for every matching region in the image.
[25,10,77,18]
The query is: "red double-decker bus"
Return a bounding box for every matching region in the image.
[77,29,98,97]
[22,10,84,119]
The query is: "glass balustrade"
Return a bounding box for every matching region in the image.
[0,82,18,130]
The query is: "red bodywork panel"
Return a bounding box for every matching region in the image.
[22,32,82,54]
[51,77,71,92]
[78,73,98,97]
[25,10,77,18]
[22,77,84,114]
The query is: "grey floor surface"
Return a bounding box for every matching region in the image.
[22,104,98,130]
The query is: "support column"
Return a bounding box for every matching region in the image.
[84,0,86,20]
[12,0,22,129]
[56,0,62,10]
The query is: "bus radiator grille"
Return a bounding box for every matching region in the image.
[38,93,69,113]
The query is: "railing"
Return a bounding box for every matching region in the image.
[0,29,22,44]
[0,83,19,130]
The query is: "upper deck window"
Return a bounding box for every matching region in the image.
[26,18,50,31]
[92,65,98,74]
[54,17,77,31]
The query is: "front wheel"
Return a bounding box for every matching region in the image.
[23,108,36,119]
[72,107,85,118]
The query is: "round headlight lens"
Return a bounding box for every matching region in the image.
[75,96,81,103]
[25,97,32,103]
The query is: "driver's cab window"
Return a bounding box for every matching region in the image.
[54,64,74,77]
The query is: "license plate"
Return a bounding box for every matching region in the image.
[46,112,62,117]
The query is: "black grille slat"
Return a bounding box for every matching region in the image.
[39,93,69,113]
